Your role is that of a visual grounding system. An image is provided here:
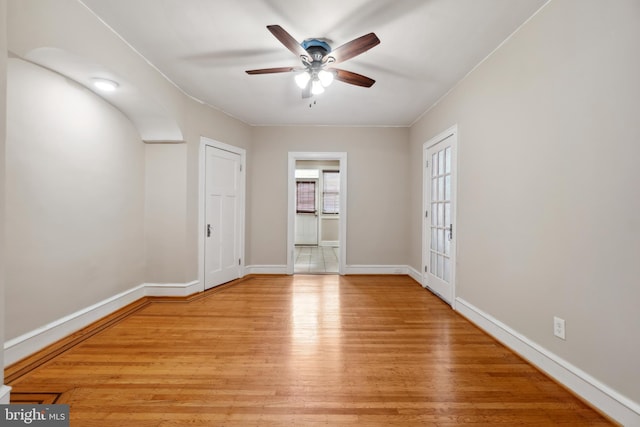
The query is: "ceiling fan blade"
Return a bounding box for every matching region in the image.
[245,66,297,75]
[267,25,309,59]
[326,33,380,64]
[334,69,376,88]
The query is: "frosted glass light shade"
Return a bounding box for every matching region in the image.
[318,70,334,87]
[295,72,311,89]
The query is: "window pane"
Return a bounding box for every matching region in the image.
[437,255,444,279]
[438,177,444,201]
[445,175,451,201]
[431,203,437,226]
[323,171,339,191]
[443,257,451,283]
[430,252,437,275]
[431,228,437,250]
[438,150,444,175]
[296,181,315,213]
[444,203,450,226]
[437,203,444,227]
[445,147,451,174]
[323,194,339,214]
[322,171,340,214]
[438,229,445,253]
[432,178,438,201]
[432,153,438,177]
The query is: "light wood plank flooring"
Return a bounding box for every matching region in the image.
[6,275,613,426]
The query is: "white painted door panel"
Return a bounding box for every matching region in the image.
[205,146,240,289]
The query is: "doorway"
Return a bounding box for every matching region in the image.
[199,138,246,290]
[287,152,347,275]
[422,126,457,305]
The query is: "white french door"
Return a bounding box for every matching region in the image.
[204,145,241,289]
[423,127,457,305]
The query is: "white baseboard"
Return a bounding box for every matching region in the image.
[246,264,418,276]
[456,297,639,426]
[4,281,200,368]
[0,385,11,404]
[407,266,422,284]
[319,241,339,247]
[245,265,288,275]
[144,280,201,297]
[343,265,408,275]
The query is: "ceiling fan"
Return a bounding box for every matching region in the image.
[246,25,380,98]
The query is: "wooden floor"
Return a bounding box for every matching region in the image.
[6,275,613,426]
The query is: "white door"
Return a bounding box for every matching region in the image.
[424,130,457,304]
[294,180,318,245]
[205,146,241,289]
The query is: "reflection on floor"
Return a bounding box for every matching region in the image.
[294,246,339,274]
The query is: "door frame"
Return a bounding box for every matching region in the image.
[287,152,347,275]
[198,137,246,291]
[422,125,458,307]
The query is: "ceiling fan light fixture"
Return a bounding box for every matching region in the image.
[294,71,311,89]
[311,79,325,95]
[92,78,119,92]
[318,69,334,87]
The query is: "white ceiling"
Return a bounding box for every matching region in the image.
[80,0,547,127]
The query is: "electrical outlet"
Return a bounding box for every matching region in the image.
[553,316,566,340]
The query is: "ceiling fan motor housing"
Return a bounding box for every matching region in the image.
[301,39,332,65]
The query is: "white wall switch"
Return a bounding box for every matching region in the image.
[554,316,566,340]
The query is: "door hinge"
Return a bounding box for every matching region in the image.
[240,164,242,172]
[424,265,428,273]
[425,210,428,218]
[238,258,241,266]
[426,160,429,168]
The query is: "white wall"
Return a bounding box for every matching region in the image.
[5,59,146,339]
[250,126,409,267]
[410,0,640,415]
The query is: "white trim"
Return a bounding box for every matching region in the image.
[456,297,640,426]
[343,265,408,275]
[288,152,347,275]
[244,265,288,275]
[318,241,339,247]
[198,138,247,291]
[3,281,200,367]
[0,385,11,404]
[245,265,419,276]
[143,280,201,297]
[407,266,422,284]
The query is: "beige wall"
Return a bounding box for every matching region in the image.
[144,143,188,283]
[4,0,252,341]
[250,126,409,266]
[183,101,252,281]
[5,59,146,339]
[410,0,640,403]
